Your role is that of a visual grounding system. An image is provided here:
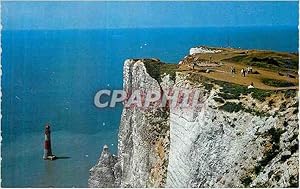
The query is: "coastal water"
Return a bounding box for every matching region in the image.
[1,27,298,187]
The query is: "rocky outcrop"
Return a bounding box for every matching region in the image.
[88,145,118,188]
[89,55,299,188]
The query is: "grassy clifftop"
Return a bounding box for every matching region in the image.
[223,51,298,71]
[142,59,177,83]
[141,47,298,117]
[178,47,298,91]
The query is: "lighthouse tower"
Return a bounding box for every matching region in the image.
[43,124,56,160]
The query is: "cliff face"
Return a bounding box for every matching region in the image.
[117,59,171,187]
[89,59,171,188]
[89,53,298,187]
[166,73,298,187]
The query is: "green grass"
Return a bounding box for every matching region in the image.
[160,63,178,81]
[241,176,252,187]
[269,128,284,144]
[188,68,294,103]
[220,102,244,113]
[220,101,270,117]
[249,57,281,70]
[203,83,214,91]
[291,102,299,108]
[189,76,273,101]
[262,78,296,87]
[213,97,225,103]
[187,73,208,84]
[250,57,298,70]
[223,52,298,71]
[219,93,237,99]
[254,165,263,175]
[143,59,161,82]
[225,55,247,62]
[250,88,273,101]
[244,108,271,117]
[289,175,299,188]
[214,80,273,101]
[216,80,249,99]
[284,89,297,98]
[290,143,298,154]
[143,59,177,83]
[254,128,284,174]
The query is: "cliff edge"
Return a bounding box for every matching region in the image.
[89,47,299,188]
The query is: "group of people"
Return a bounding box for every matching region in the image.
[192,62,196,70]
[230,66,255,88]
[230,66,236,74]
[231,66,253,77]
[240,66,253,77]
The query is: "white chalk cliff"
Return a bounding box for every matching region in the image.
[89,56,298,187]
[189,46,222,55]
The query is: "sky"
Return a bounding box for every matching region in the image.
[1,1,299,30]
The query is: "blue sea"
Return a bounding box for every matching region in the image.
[1,27,298,187]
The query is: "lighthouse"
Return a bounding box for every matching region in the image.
[43,124,56,160]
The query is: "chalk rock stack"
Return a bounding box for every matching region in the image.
[88,145,118,187]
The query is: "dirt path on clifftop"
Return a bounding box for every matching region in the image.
[179,63,298,91]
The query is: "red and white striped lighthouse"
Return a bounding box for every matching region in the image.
[43,124,56,160]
